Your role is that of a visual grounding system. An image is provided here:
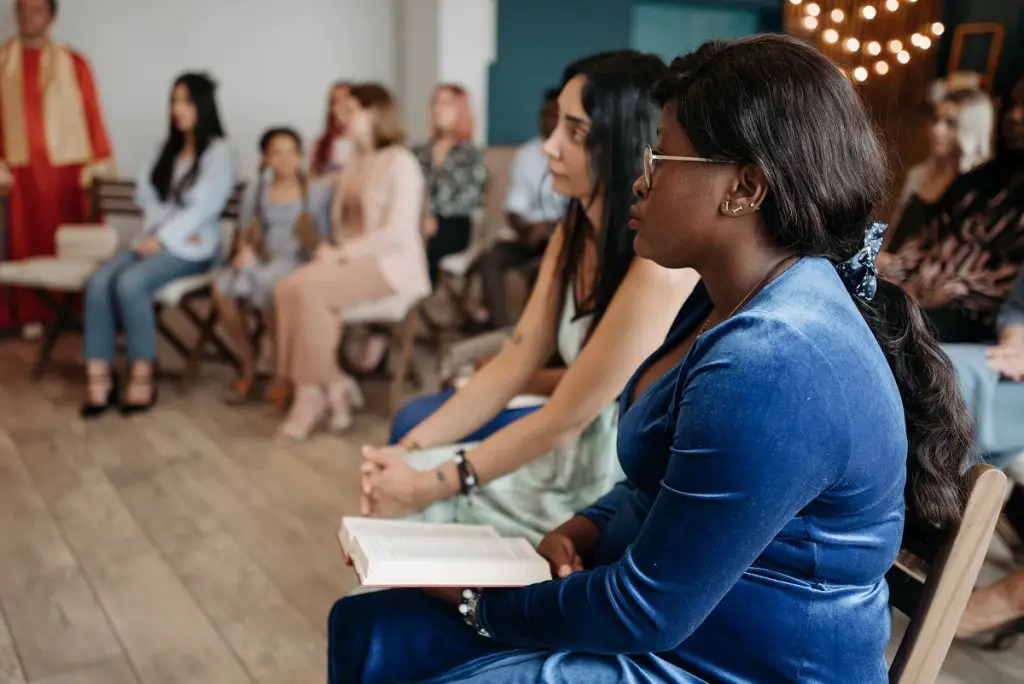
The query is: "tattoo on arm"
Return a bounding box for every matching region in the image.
[436,470,446,483]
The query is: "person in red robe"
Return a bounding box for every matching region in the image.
[0,0,114,329]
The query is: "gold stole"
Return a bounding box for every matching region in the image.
[0,38,92,168]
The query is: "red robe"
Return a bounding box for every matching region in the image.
[0,47,112,326]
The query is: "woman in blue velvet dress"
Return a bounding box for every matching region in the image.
[327,35,975,684]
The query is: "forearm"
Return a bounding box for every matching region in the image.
[521,367,565,396]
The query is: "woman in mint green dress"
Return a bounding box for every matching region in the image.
[357,51,698,543]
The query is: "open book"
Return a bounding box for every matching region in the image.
[339,517,552,588]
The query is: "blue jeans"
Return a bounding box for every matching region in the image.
[83,249,214,362]
[389,387,543,445]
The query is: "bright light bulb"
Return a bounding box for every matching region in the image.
[831,9,845,22]
[862,5,877,19]
[918,36,932,49]
[845,37,861,52]
[853,67,869,82]
[885,0,899,11]
[806,2,821,16]
[874,60,890,75]
[911,32,924,46]
[822,29,840,44]
[789,0,802,4]
[931,22,945,36]
[802,16,819,30]
[866,41,882,56]
[888,39,903,53]
[897,50,911,64]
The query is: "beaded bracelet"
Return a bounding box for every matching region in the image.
[458,588,491,637]
[453,449,479,496]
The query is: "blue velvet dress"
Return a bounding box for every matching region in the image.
[328,257,907,683]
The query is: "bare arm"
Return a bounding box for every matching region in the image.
[401,228,568,448]
[423,257,699,500]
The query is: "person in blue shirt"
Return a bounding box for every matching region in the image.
[327,35,975,684]
[81,72,237,418]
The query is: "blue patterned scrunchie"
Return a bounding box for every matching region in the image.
[834,221,887,301]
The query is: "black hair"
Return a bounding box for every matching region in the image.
[558,51,666,334]
[650,35,973,532]
[48,0,57,13]
[150,72,226,203]
[561,50,642,87]
[542,88,560,103]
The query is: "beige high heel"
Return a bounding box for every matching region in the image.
[275,386,327,442]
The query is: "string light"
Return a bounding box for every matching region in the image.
[789,0,803,4]
[884,0,899,11]
[802,15,819,29]
[853,67,869,82]
[888,39,903,53]
[917,36,932,49]
[897,50,911,64]
[831,9,845,22]
[874,60,890,75]
[823,28,840,44]
[845,37,861,52]
[806,2,821,16]
[866,41,882,56]
[861,5,877,20]
[931,22,945,36]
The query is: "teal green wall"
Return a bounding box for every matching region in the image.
[487,0,782,144]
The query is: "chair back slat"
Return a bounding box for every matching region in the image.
[88,177,245,223]
[888,464,1007,684]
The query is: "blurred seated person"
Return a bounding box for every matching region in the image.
[272,83,427,441]
[474,88,569,330]
[358,52,698,544]
[879,77,1024,343]
[414,84,486,285]
[942,268,1024,471]
[81,73,236,419]
[887,89,993,251]
[213,127,332,403]
[309,81,351,181]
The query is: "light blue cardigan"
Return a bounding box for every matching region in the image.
[134,138,238,261]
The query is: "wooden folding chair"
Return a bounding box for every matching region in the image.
[887,463,1008,683]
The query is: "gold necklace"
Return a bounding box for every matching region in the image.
[699,255,797,335]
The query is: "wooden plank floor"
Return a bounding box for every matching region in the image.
[0,338,1022,683]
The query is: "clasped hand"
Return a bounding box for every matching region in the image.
[359,445,434,518]
[988,343,1024,381]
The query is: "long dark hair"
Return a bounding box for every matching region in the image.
[558,51,666,332]
[651,35,973,531]
[150,72,225,203]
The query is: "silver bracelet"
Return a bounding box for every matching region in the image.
[458,588,491,638]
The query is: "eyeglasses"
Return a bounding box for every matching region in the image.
[643,144,734,187]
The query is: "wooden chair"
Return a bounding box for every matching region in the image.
[0,177,245,380]
[887,463,1008,683]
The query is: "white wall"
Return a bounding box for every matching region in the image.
[394,0,496,146]
[3,0,398,179]
[438,0,496,145]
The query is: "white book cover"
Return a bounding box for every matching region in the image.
[338,517,551,588]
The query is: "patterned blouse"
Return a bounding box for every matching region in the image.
[882,160,1024,328]
[412,141,487,218]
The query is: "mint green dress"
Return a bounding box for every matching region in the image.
[402,287,621,544]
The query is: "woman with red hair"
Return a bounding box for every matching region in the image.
[413,84,486,284]
[309,81,352,181]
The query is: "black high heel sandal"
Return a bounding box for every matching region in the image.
[80,370,120,419]
[119,364,158,416]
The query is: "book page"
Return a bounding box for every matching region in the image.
[353,535,552,588]
[338,517,499,557]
